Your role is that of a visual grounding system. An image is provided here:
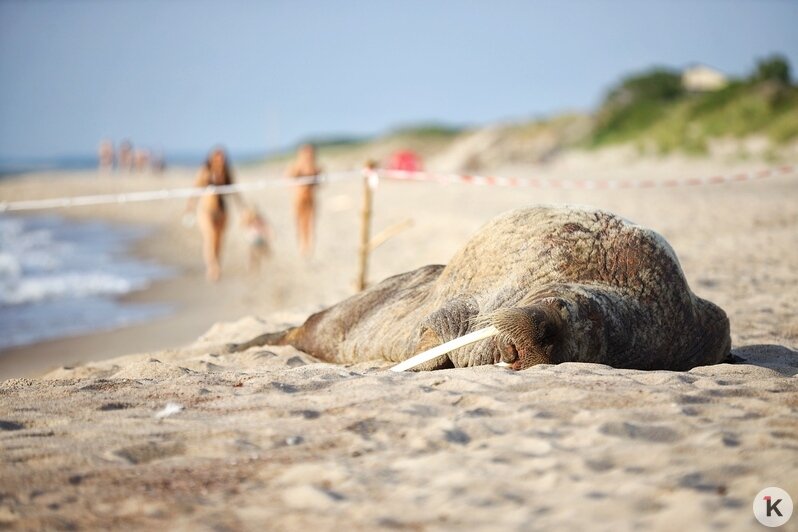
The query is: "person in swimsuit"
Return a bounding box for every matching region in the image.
[287,144,321,258]
[185,147,242,282]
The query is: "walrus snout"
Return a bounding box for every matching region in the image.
[488,303,564,370]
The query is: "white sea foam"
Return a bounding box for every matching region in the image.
[0,270,139,305]
[0,214,172,350]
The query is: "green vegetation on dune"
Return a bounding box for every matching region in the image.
[261,56,797,166]
[590,55,798,154]
[297,134,368,150]
[388,123,464,139]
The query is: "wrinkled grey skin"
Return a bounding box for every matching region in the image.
[229,206,731,371]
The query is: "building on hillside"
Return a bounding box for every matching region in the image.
[682,64,728,92]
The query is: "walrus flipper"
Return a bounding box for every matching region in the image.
[421,296,480,344]
[225,328,296,353]
[411,296,481,370]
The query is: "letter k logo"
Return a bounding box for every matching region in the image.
[764,496,783,517]
[754,487,792,527]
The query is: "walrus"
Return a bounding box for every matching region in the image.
[229,205,731,371]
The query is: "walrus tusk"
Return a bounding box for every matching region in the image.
[390,326,499,372]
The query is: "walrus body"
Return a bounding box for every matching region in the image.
[231,206,731,371]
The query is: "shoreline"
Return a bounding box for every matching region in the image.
[0,165,353,378]
[1,276,187,379]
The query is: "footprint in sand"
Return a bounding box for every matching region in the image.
[79,379,128,392]
[97,402,133,411]
[291,409,321,419]
[0,420,25,431]
[676,393,713,404]
[706,387,757,398]
[403,404,441,417]
[584,457,615,472]
[680,406,702,416]
[111,441,187,464]
[285,356,307,368]
[270,381,300,394]
[599,421,682,443]
[721,432,741,447]
[678,472,728,494]
[267,379,336,394]
[443,428,471,445]
[346,418,383,439]
[463,407,495,418]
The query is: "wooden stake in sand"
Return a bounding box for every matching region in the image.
[356,161,378,292]
[391,325,499,372]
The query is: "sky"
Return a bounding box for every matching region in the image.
[1,0,797,161]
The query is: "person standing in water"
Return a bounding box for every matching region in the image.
[287,144,322,257]
[185,147,243,282]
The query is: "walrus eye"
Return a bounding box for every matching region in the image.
[528,307,560,344]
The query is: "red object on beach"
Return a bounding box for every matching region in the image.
[388,150,423,172]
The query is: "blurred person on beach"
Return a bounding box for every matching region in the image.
[241,206,273,273]
[118,140,134,172]
[97,139,114,173]
[287,144,321,258]
[134,148,151,173]
[151,150,166,174]
[185,147,243,282]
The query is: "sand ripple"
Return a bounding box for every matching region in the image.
[1,325,796,530]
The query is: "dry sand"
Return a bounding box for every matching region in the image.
[1,152,797,530]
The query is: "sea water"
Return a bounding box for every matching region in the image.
[0,214,174,350]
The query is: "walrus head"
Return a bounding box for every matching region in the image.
[482,288,732,371]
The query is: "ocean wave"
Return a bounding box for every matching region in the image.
[0,270,144,306]
[0,213,172,349]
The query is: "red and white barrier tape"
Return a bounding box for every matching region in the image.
[378,164,796,189]
[1,164,794,212]
[0,171,360,212]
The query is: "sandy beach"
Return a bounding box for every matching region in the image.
[1,152,797,530]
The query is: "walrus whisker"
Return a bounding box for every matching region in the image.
[391,326,499,372]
